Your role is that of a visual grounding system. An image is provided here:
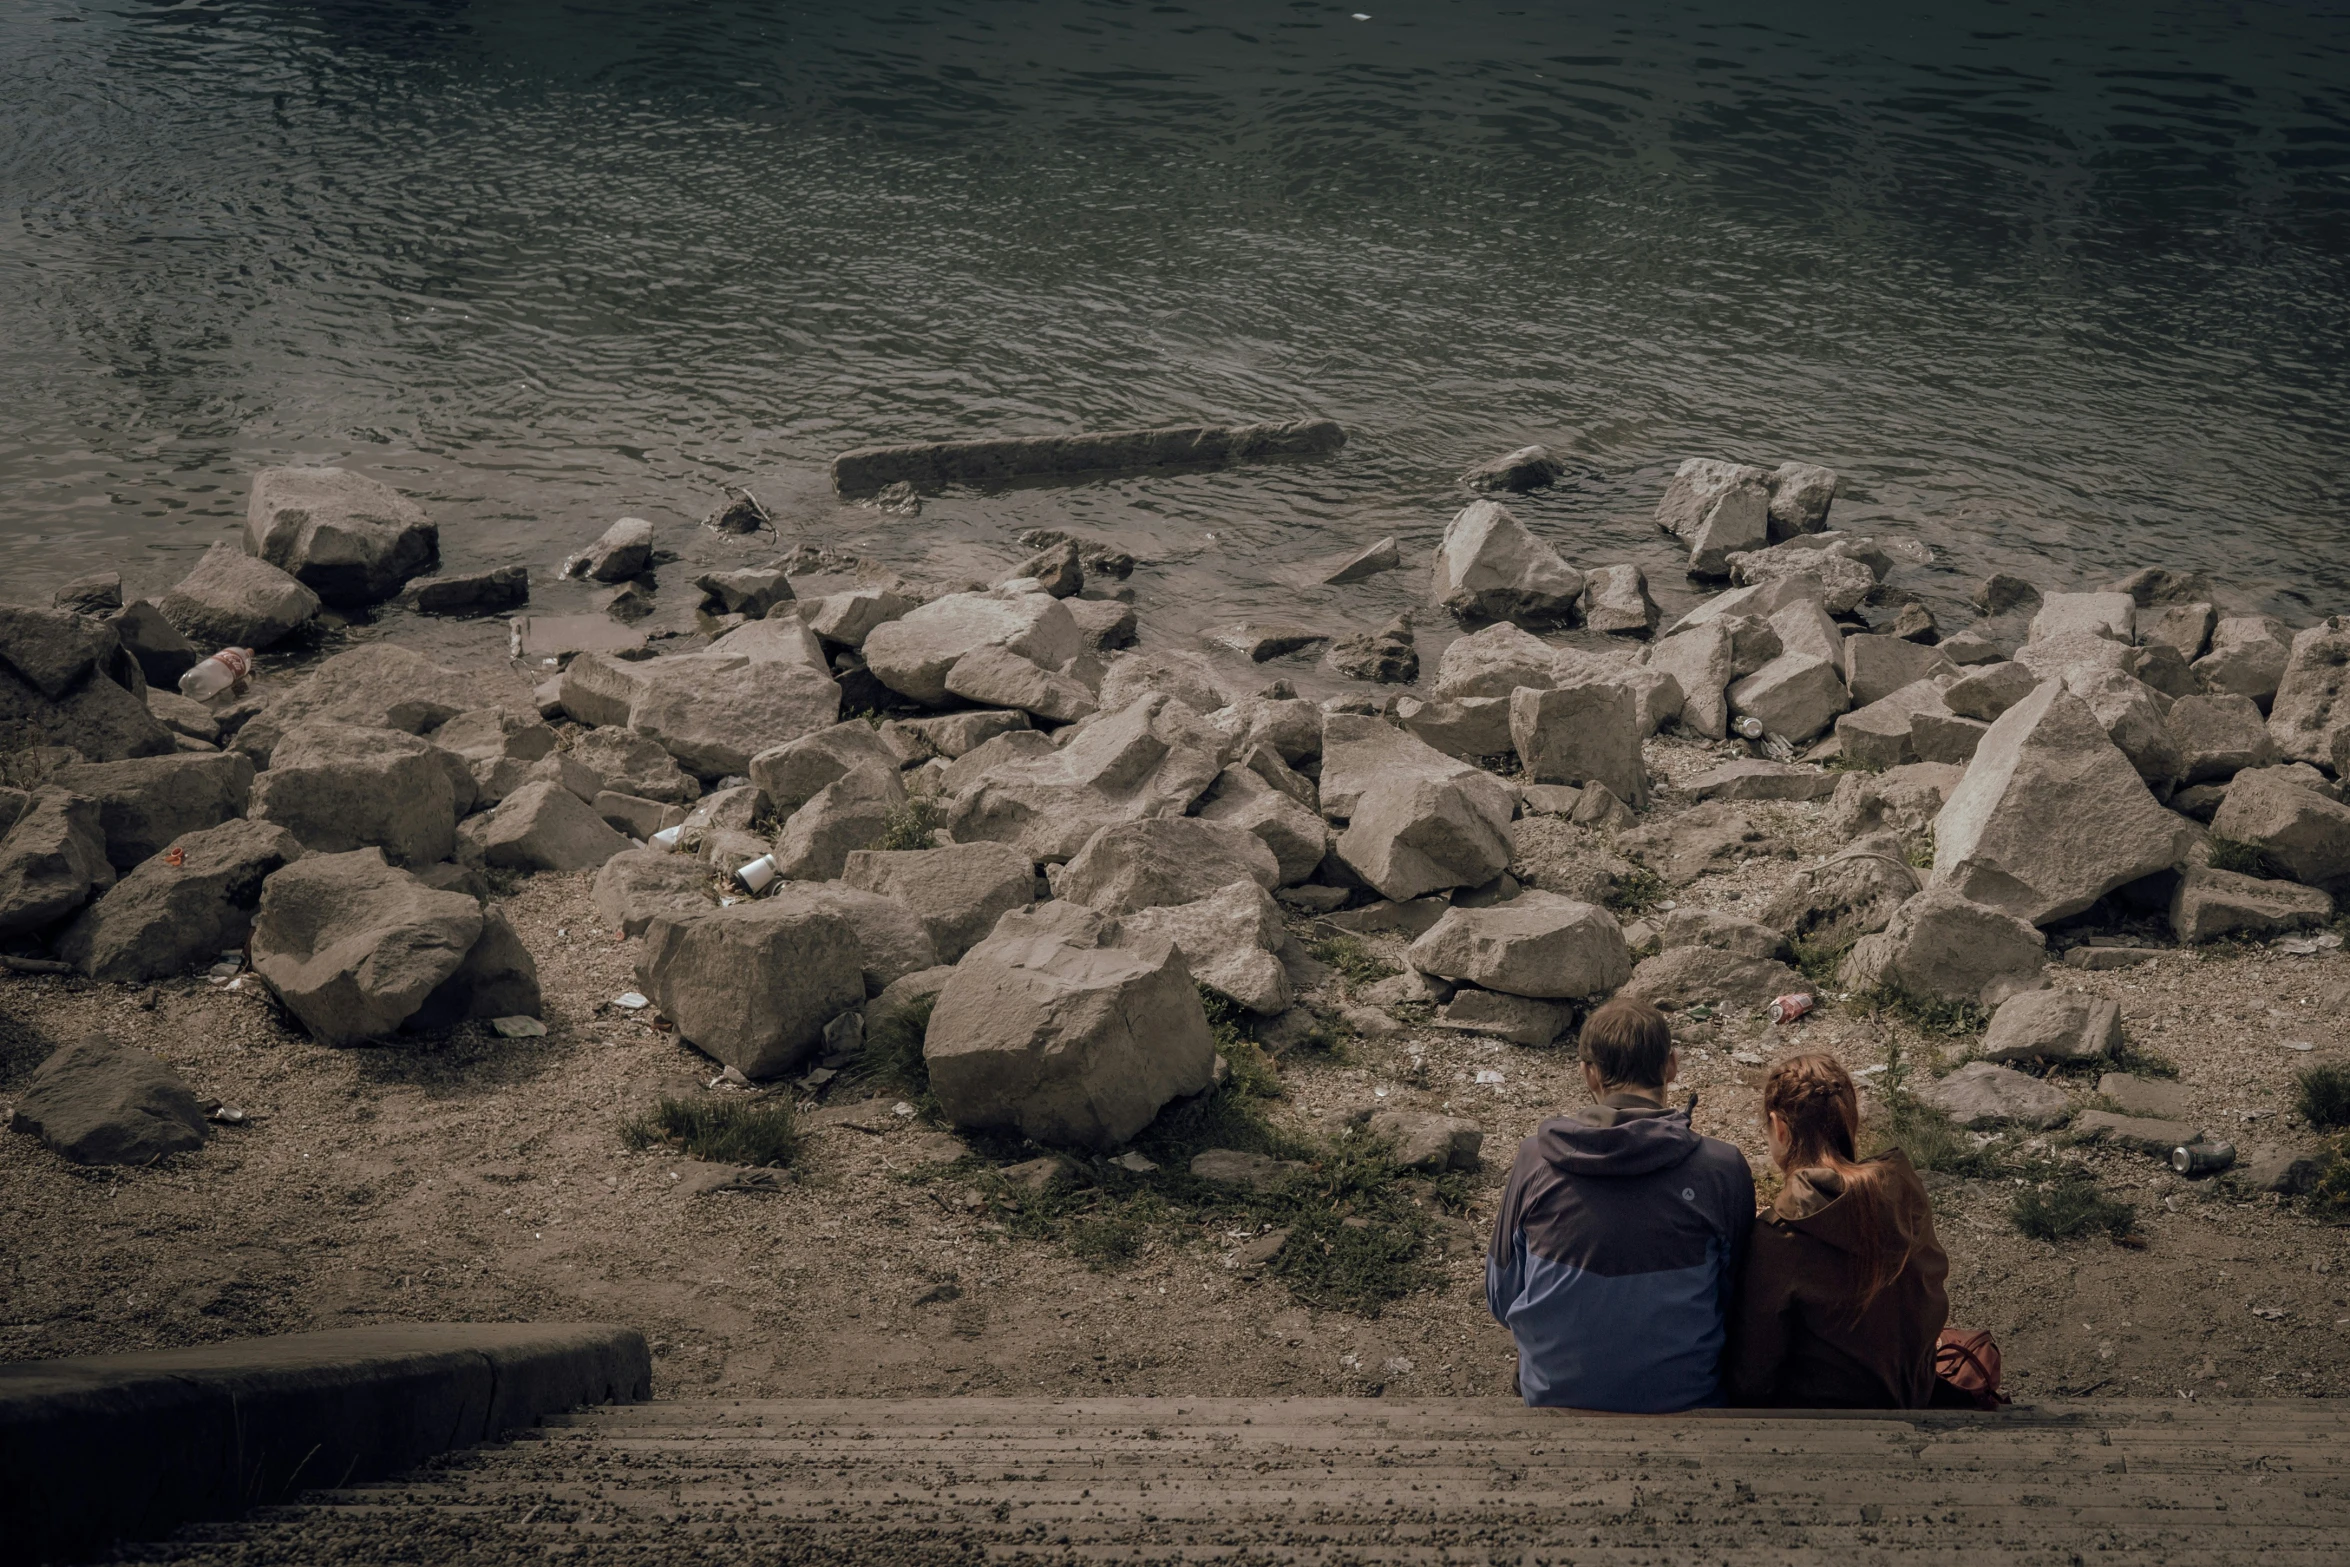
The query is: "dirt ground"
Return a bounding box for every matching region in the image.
[8,728,2350,1410]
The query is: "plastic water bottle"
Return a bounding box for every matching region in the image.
[177,648,254,702]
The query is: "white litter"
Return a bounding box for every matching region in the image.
[1475,1069,1505,1085]
[1113,1150,1158,1173]
[2283,1039,2319,1052]
[614,992,650,1010]
[892,1101,915,1117]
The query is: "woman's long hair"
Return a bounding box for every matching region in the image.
[1762,1053,1919,1315]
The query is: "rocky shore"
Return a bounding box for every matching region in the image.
[4,441,2349,1400]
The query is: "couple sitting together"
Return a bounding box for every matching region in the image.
[1487,996,1949,1411]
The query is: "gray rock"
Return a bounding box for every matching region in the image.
[1622,945,1803,1012]
[863,589,1083,708]
[694,567,795,618]
[1656,459,1771,578]
[53,573,122,616]
[54,818,299,983]
[2013,630,2133,687]
[2028,591,2135,645]
[1831,679,1959,771]
[1462,444,1566,493]
[1121,879,1292,1014]
[924,902,1218,1151]
[2126,642,2200,702]
[1666,575,1831,637]
[1827,764,1963,838]
[1727,652,1848,744]
[2169,861,2333,942]
[244,467,438,604]
[2062,668,2183,789]
[1914,1061,2071,1130]
[562,726,699,807]
[1336,762,1517,903]
[1657,908,1792,960]
[1355,1107,1484,1171]
[1843,636,1956,709]
[1725,541,1877,613]
[1972,574,2041,616]
[799,883,939,994]
[1432,621,1557,701]
[749,720,900,815]
[1686,759,1837,803]
[1978,988,2122,1066]
[2234,1147,2323,1196]
[636,891,867,1079]
[1323,621,1420,684]
[48,752,253,870]
[159,541,321,651]
[0,789,116,939]
[1581,564,1660,636]
[1759,843,1920,952]
[1055,816,1279,915]
[806,588,916,650]
[1064,596,1138,651]
[147,689,220,746]
[882,709,1032,763]
[1615,802,1792,886]
[1395,694,1512,761]
[1430,989,1569,1046]
[1013,538,1084,597]
[106,600,199,691]
[7,1034,208,1165]
[627,652,843,779]
[1196,764,1327,887]
[2142,601,2216,662]
[1933,682,2187,924]
[2193,616,2293,709]
[1765,461,1838,539]
[2109,567,2213,608]
[2208,768,2350,893]
[463,779,632,873]
[1767,597,1844,668]
[841,841,1037,963]
[2268,618,2350,768]
[2072,1110,2203,1158]
[1644,621,1737,739]
[1511,679,1648,805]
[232,644,480,765]
[2168,693,2280,786]
[1406,890,1629,999]
[944,642,1096,722]
[1942,660,2038,723]
[863,963,957,1034]
[772,766,905,882]
[250,848,492,1045]
[1321,535,1403,585]
[946,694,1225,863]
[1839,885,2046,1007]
[405,565,528,615]
[250,722,456,866]
[1430,499,1583,624]
[1935,629,2008,666]
[566,516,654,583]
[0,607,175,763]
[2097,1073,2192,1120]
[1097,648,1231,718]
[591,847,717,936]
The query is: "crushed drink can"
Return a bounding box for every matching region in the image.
[1767,992,1815,1025]
[2170,1141,2236,1177]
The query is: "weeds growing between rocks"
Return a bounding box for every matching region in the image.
[847,994,938,1117]
[868,797,944,853]
[623,1095,802,1169]
[1603,867,1668,917]
[1790,936,1853,992]
[1309,935,1396,987]
[2206,835,2284,879]
[2295,1063,2350,1129]
[1862,984,1990,1038]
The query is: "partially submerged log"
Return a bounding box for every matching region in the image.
[830,418,1345,497]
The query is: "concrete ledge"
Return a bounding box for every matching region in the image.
[0,1322,649,1566]
[831,417,1345,496]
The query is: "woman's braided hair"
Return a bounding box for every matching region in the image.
[1762,1053,1917,1315]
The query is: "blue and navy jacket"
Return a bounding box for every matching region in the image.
[1487,1097,1755,1412]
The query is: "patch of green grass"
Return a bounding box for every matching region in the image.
[1310,935,1396,987]
[867,796,943,852]
[1790,935,1854,992]
[846,994,937,1115]
[2295,1063,2350,1129]
[1824,749,1877,775]
[2010,1174,2138,1244]
[2306,1137,2350,1222]
[1903,831,1935,871]
[1199,986,1286,1099]
[621,1095,801,1168]
[1604,867,1668,917]
[1882,1090,2005,1181]
[1862,983,1990,1038]
[2205,836,2281,879]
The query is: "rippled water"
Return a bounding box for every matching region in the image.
[4,0,2348,643]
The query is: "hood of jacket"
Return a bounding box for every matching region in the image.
[1769,1149,1930,1255]
[1530,1099,1707,1179]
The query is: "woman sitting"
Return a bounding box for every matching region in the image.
[1723,1053,1950,1408]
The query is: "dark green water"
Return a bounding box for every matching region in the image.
[3,1,2348,632]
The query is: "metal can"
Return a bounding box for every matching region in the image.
[1767,992,1815,1025]
[1735,716,1767,741]
[2170,1141,2236,1177]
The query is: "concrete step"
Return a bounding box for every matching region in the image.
[138,1397,2350,1564]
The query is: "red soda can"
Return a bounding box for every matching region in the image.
[1768,993,1814,1025]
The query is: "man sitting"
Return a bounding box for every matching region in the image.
[1486,996,1754,1410]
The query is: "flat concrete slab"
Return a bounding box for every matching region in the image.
[0,1322,648,1566]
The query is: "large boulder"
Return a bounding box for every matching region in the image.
[463,780,632,873]
[772,765,905,882]
[566,516,652,583]
[251,848,536,1045]
[49,752,254,870]
[2169,862,2334,942]
[1337,768,1516,902]
[2268,618,2350,768]
[0,607,175,762]
[2209,768,2350,893]
[1766,461,1838,538]
[1932,682,2188,925]
[2028,592,2134,645]
[249,722,456,866]
[841,841,1037,963]
[1510,679,1648,805]
[1622,945,1803,1012]
[2168,693,2279,785]
[1120,879,1292,1014]
[1914,1061,2071,1131]
[1726,652,1848,744]
[1725,541,1877,613]
[1430,500,1582,624]
[749,720,903,815]
[243,467,438,604]
[1942,661,2039,724]
[924,903,1218,1151]
[1833,679,1960,771]
[800,884,939,994]
[1397,695,1513,762]
[158,542,320,651]
[567,726,701,806]
[1839,886,2046,1007]
[1432,621,1559,701]
[1843,636,1956,709]
[434,707,562,807]
[625,653,842,779]
[806,588,915,650]
[591,847,717,937]
[1462,444,1565,494]
[1096,649,1229,717]
[706,615,837,678]
[945,694,1225,862]
[107,600,200,692]
[1054,817,1279,915]
[1406,891,1631,999]
[232,645,480,765]
[863,589,1084,707]
[1757,841,1921,951]
[1977,989,2121,1067]
[882,709,1032,764]
[695,566,795,619]
[1581,564,1660,636]
[635,891,867,1078]
[943,643,1096,723]
[2192,616,2292,709]
[8,1034,208,1165]
[1195,762,1327,886]
[2063,668,2183,789]
[0,789,116,938]
[56,819,302,983]
[1644,620,1737,739]
[1655,459,1770,578]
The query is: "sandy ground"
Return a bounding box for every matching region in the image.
[8,725,2350,1409]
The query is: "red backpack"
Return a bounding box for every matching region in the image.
[1930,1327,2009,1410]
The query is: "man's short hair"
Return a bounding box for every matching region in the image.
[1579,997,1672,1087]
